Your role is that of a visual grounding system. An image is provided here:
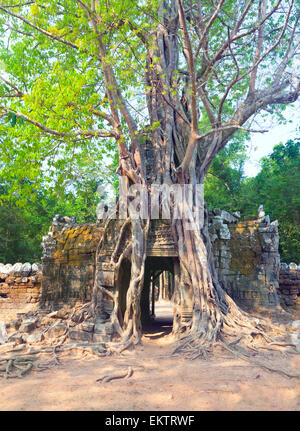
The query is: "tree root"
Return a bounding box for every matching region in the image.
[0,344,65,379]
[171,325,300,380]
[0,355,38,379]
[96,366,133,383]
[218,340,300,380]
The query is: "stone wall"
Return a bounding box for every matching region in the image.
[41,211,283,317]
[209,209,281,314]
[278,263,300,313]
[41,215,103,309]
[0,262,42,321]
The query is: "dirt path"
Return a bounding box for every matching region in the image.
[0,301,299,411]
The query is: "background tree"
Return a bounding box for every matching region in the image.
[0,1,299,354]
[205,137,300,263]
[204,134,248,211]
[240,138,300,262]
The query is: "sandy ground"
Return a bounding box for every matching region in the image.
[0,300,299,411]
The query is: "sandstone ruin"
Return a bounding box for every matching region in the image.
[0,206,300,380]
[1,208,299,345]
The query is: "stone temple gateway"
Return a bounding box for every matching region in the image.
[39,206,285,343]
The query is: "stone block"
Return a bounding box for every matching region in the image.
[69,329,93,342]
[46,323,67,339]
[8,333,24,344]
[80,322,95,332]
[219,224,231,240]
[32,263,42,274]
[19,322,36,334]
[94,322,113,336]
[93,333,110,343]
[25,332,44,343]
[20,263,32,277]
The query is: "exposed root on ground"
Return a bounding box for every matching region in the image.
[96,366,133,383]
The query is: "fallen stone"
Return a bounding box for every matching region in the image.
[46,323,67,339]
[19,321,36,334]
[25,332,44,344]
[8,333,24,344]
[48,309,69,319]
[93,333,110,343]
[290,262,298,270]
[20,262,32,277]
[12,262,23,276]
[6,319,21,331]
[23,317,40,326]
[69,329,93,342]
[80,322,95,333]
[31,263,42,273]
[56,309,70,319]
[71,312,85,324]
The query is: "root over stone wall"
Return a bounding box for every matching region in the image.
[41,215,103,309]
[39,211,288,320]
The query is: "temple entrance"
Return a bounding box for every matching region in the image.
[141,257,179,339]
[117,255,180,337]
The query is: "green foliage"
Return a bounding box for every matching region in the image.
[0,169,114,262]
[241,138,300,262]
[204,133,248,211]
[0,1,298,263]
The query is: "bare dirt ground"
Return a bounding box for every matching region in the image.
[0,300,299,411]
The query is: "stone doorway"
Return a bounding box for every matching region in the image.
[141,257,179,339]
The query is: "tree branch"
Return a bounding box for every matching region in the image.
[248,0,267,94]
[0,6,79,51]
[0,105,117,139]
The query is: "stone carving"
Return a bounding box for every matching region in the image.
[257,204,271,224]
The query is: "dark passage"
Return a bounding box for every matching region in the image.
[142,299,174,339]
[141,256,177,339]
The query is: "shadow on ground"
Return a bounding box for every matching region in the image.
[142,300,174,340]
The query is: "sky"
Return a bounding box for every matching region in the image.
[244,105,300,177]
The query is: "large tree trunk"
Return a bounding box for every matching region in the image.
[90,0,294,359]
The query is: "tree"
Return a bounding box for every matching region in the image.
[0,170,111,262]
[239,138,300,262]
[204,135,248,212]
[0,1,299,354]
